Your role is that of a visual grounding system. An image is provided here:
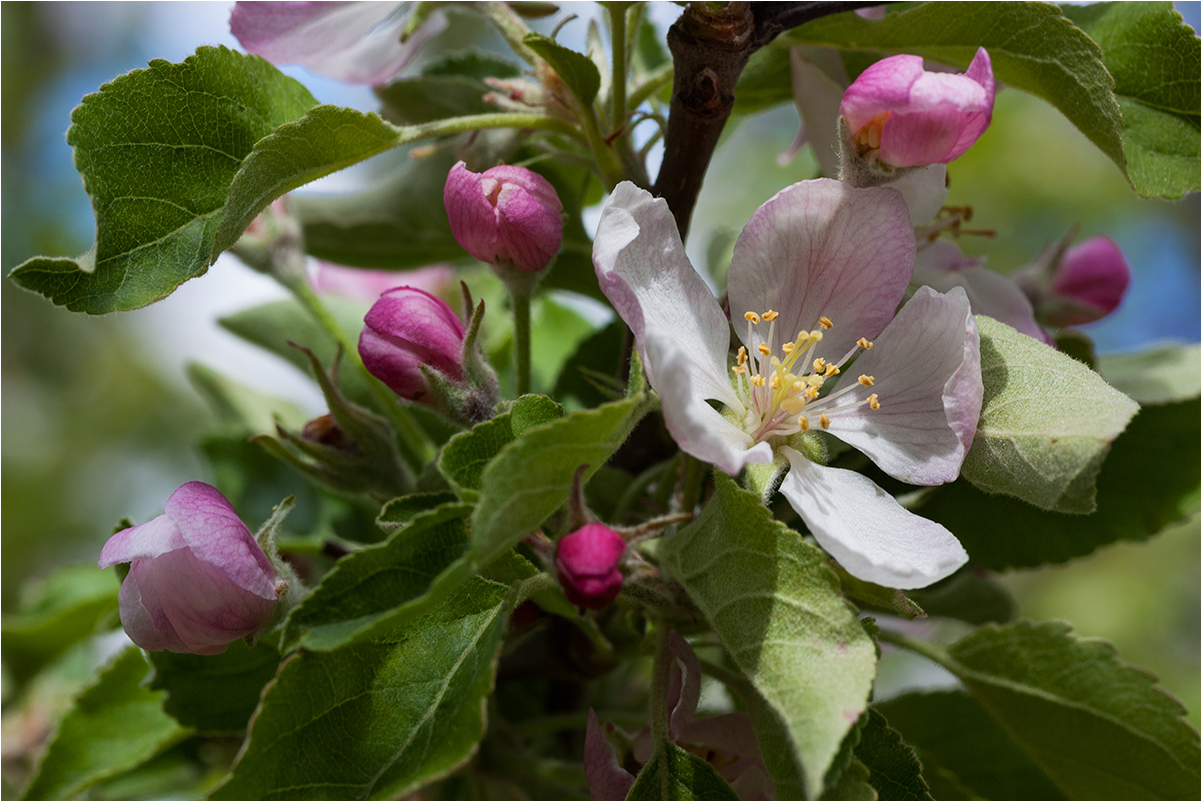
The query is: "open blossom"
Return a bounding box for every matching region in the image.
[841,48,994,168]
[594,180,981,589]
[444,161,564,274]
[98,482,279,655]
[230,2,446,85]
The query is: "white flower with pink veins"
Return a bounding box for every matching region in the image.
[593,179,983,589]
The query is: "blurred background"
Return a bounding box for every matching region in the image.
[2,0,1198,732]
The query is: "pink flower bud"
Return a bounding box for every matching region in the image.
[555,523,626,610]
[98,482,278,655]
[358,286,465,403]
[444,161,563,273]
[840,48,994,167]
[1045,235,1131,326]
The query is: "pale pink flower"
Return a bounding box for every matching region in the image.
[594,180,981,588]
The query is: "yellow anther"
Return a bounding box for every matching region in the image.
[745,312,761,324]
[798,415,810,431]
[812,358,826,373]
[781,398,804,414]
[868,393,881,410]
[770,374,782,390]
[819,414,831,429]
[737,346,747,365]
[858,374,875,387]
[857,337,874,350]
[757,343,772,357]
[824,364,840,377]
[809,330,824,341]
[781,342,795,354]
[732,365,746,375]
[791,380,806,393]
[819,316,834,329]
[807,375,825,389]
[750,375,766,387]
[763,310,779,321]
[805,385,820,399]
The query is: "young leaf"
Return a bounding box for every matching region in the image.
[440,413,516,502]
[784,3,1127,185]
[960,315,1139,513]
[147,641,281,734]
[923,397,1200,569]
[524,33,602,106]
[626,740,740,801]
[211,577,508,800]
[1061,1,1201,198]
[875,691,1067,800]
[9,47,317,314]
[469,393,652,568]
[376,76,496,125]
[22,647,192,800]
[853,709,932,801]
[281,502,473,651]
[1097,342,1202,405]
[945,620,1201,799]
[660,473,877,800]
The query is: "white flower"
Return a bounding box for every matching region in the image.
[593,180,983,589]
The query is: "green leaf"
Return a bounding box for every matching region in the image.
[960,315,1139,513]
[377,491,461,533]
[785,3,1127,186]
[906,567,1016,625]
[660,473,877,800]
[524,33,602,106]
[944,620,1201,799]
[627,741,740,800]
[1061,1,1201,198]
[923,397,1200,569]
[469,393,652,568]
[212,577,508,800]
[22,647,192,800]
[9,46,317,314]
[440,413,517,502]
[552,320,628,409]
[853,709,932,801]
[734,47,794,116]
[875,691,1067,800]
[1097,342,1202,404]
[186,363,308,433]
[281,502,473,651]
[376,76,495,125]
[1,564,119,685]
[420,49,522,82]
[146,641,281,734]
[511,393,565,435]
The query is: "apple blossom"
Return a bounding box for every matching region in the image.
[230,2,446,85]
[840,48,995,169]
[556,523,627,610]
[358,286,467,403]
[444,161,564,274]
[594,180,981,589]
[98,482,280,655]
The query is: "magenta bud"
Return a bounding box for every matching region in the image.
[555,523,627,610]
[1045,236,1131,326]
[444,161,564,273]
[840,48,994,168]
[358,286,465,404]
[98,482,278,655]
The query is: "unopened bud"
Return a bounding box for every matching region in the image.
[358,287,466,404]
[556,523,626,610]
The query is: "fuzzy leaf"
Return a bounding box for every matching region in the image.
[524,33,602,106]
[626,740,739,800]
[853,709,932,801]
[660,473,877,800]
[1097,342,1202,405]
[147,641,281,734]
[960,315,1139,513]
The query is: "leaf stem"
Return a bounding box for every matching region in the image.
[628,62,674,109]
[511,288,533,396]
[607,3,629,136]
[875,627,958,672]
[649,621,673,744]
[481,2,540,65]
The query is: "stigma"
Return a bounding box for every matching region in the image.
[730,310,881,443]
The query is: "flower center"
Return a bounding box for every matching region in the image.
[730,309,881,444]
[854,112,892,153]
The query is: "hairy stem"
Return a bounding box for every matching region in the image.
[512,289,533,396]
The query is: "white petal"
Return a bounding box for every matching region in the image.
[593,182,738,409]
[825,286,981,485]
[890,164,949,226]
[789,47,849,179]
[645,331,774,476]
[727,179,915,364]
[779,449,967,589]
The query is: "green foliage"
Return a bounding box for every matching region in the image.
[906,568,1016,626]
[853,709,932,801]
[1061,1,1201,198]
[212,577,508,800]
[376,77,496,125]
[960,315,1139,513]
[281,502,473,651]
[660,473,877,800]
[9,47,317,313]
[627,741,739,800]
[1,564,119,685]
[924,397,1200,569]
[876,691,1067,800]
[22,647,191,800]
[1097,342,1202,404]
[469,393,652,567]
[147,641,281,734]
[943,620,1201,799]
[524,33,602,106]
